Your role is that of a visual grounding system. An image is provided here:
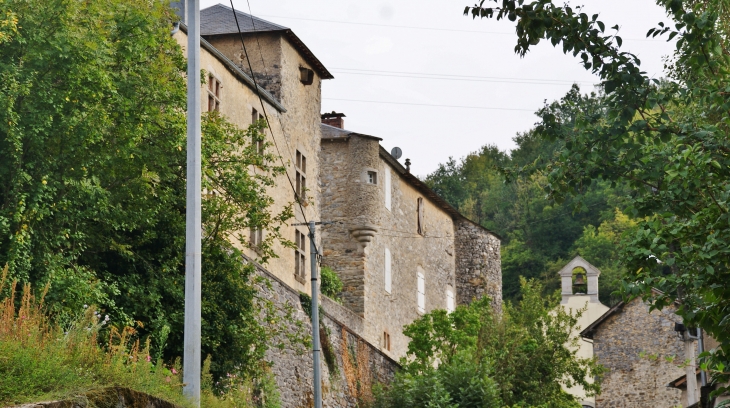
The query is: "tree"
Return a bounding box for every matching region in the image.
[465,0,730,393]
[373,279,601,408]
[0,0,292,382]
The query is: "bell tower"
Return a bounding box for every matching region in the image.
[558,255,601,304]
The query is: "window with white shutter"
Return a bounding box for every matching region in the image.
[417,268,425,314]
[446,286,455,313]
[384,167,391,211]
[384,248,392,294]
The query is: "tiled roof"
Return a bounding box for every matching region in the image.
[200,4,334,79]
[201,4,288,36]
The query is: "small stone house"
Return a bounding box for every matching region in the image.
[580,291,697,407]
[319,117,501,359]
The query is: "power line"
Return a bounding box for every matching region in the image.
[228,1,319,255]
[332,71,595,86]
[332,67,595,85]
[255,14,662,42]
[323,98,536,112]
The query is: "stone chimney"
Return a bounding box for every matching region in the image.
[170,1,186,23]
[322,111,345,129]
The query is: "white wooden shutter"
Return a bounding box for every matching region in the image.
[384,167,391,211]
[446,287,455,313]
[384,248,392,293]
[417,270,425,313]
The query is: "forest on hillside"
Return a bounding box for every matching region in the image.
[426,86,632,306]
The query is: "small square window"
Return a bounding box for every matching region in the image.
[367,171,377,185]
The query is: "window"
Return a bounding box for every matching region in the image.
[252,108,264,155]
[384,166,391,211]
[383,331,391,351]
[446,286,455,313]
[367,171,377,185]
[384,248,392,294]
[250,227,263,249]
[417,197,424,235]
[295,150,307,201]
[417,268,425,314]
[207,75,221,112]
[299,67,314,85]
[295,230,307,282]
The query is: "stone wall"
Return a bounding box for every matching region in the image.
[198,30,324,296]
[454,218,501,310]
[251,257,398,408]
[592,298,686,407]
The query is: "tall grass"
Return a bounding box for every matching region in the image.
[0,265,280,407]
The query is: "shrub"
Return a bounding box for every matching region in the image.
[320,267,343,301]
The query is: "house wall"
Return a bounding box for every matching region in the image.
[194,31,323,295]
[319,135,459,359]
[592,298,686,407]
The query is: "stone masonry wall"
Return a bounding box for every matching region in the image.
[201,31,323,296]
[319,138,366,316]
[454,218,501,311]
[251,256,397,408]
[592,298,685,408]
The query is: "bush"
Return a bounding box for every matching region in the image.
[0,266,280,407]
[320,267,343,301]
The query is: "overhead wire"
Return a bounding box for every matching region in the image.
[255,14,663,42]
[323,98,536,111]
[331,69,596,86]
[227,1,319,256]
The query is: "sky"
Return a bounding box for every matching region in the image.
[200,0,677,176]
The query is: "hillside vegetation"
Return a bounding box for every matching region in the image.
[426,87,631,306]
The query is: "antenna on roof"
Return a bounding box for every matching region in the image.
[391,147,402,160]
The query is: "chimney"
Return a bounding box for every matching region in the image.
[322,111,345,129]
[170,1,186,24]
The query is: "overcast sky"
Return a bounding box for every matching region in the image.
[200,0,676,176]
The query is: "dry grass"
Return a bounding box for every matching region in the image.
[0,265,279,408]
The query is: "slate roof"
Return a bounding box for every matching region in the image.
[201,4,288,35]
[200,4,334,79]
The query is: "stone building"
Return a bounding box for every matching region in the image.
[170,4,503,405]
[319,118,501,359]
[580,292,696,407]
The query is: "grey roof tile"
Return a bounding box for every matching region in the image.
[201,4,288,36]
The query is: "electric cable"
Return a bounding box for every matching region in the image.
[323,98,536,111]
[228,1,319,255]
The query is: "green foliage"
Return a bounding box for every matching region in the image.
[0,277,279,407]
[0,0,293,383]
[425,94,627,303]
[374,280,601,407]
[320,266,343,301]
[465,0,730,396]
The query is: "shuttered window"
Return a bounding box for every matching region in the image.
[384,248,392,294]
[384,166,391,211]
[417,269,425,313]
[446,287,455,313]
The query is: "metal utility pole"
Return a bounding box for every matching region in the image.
[309,221,322,408]
[183,0,201,405]
[293,220,332,408]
